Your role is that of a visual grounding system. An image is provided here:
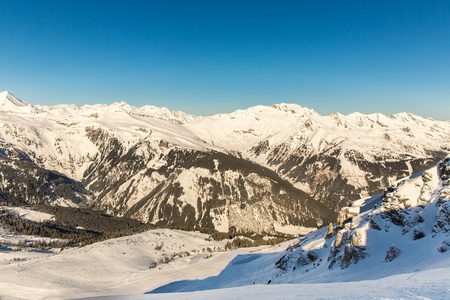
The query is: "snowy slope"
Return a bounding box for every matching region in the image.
[148,156,450,296]
[186,104,319,150]
[0,91,38,114]
[0,228,256,299]
[113,268,450,299]
[187,103,449,155]
[2,206,54,222]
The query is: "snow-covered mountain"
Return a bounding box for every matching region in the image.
[0,91,38,114]
[1,91,449,234]
[187,103,450,210]
[149,156,450,296]
[1,156,449,299]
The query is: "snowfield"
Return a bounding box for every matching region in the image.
[103,268,450,300]
[0,229,262,299]
[2,207,55,222]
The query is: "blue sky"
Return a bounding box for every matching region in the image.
[1,1,449,119]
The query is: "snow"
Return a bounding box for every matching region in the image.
[139,158,450,298]
[112,268,450,299]
[176,167,213,208]
[0,228,257,299]
[273,224,316,236]
[2,207,55,222]
[0,91,38,114]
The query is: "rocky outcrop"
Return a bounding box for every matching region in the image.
[274,155,450,276]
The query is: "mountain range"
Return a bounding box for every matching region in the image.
[1,91,449,235]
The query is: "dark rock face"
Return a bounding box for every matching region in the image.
[80,130,336,234]
[384,245,401,263]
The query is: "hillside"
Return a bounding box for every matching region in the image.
[149,156,450,298]
[0,227,248,299]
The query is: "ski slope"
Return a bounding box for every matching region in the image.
[0,229,262,299]
[114,268,450,300]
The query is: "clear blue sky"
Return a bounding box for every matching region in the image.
[1,1,449,119]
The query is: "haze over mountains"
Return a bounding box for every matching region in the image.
[1,91,449,235]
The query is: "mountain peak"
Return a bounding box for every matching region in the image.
[272,103,302,112]
[0,91,37,113]
[271,103,317,117]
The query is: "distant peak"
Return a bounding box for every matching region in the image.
[272,103,302,111]
[330,112,344,118]
[0,91,15,100]
[0,91,36,113]
[0,91,29,106]
[112,101,129,106]
[271,103,317,116]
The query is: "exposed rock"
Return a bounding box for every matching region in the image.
[325,223,334,238]
[438,240,450,253]
[384,244,401,262]
[337,206,360,227]
[351,226,368,247]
